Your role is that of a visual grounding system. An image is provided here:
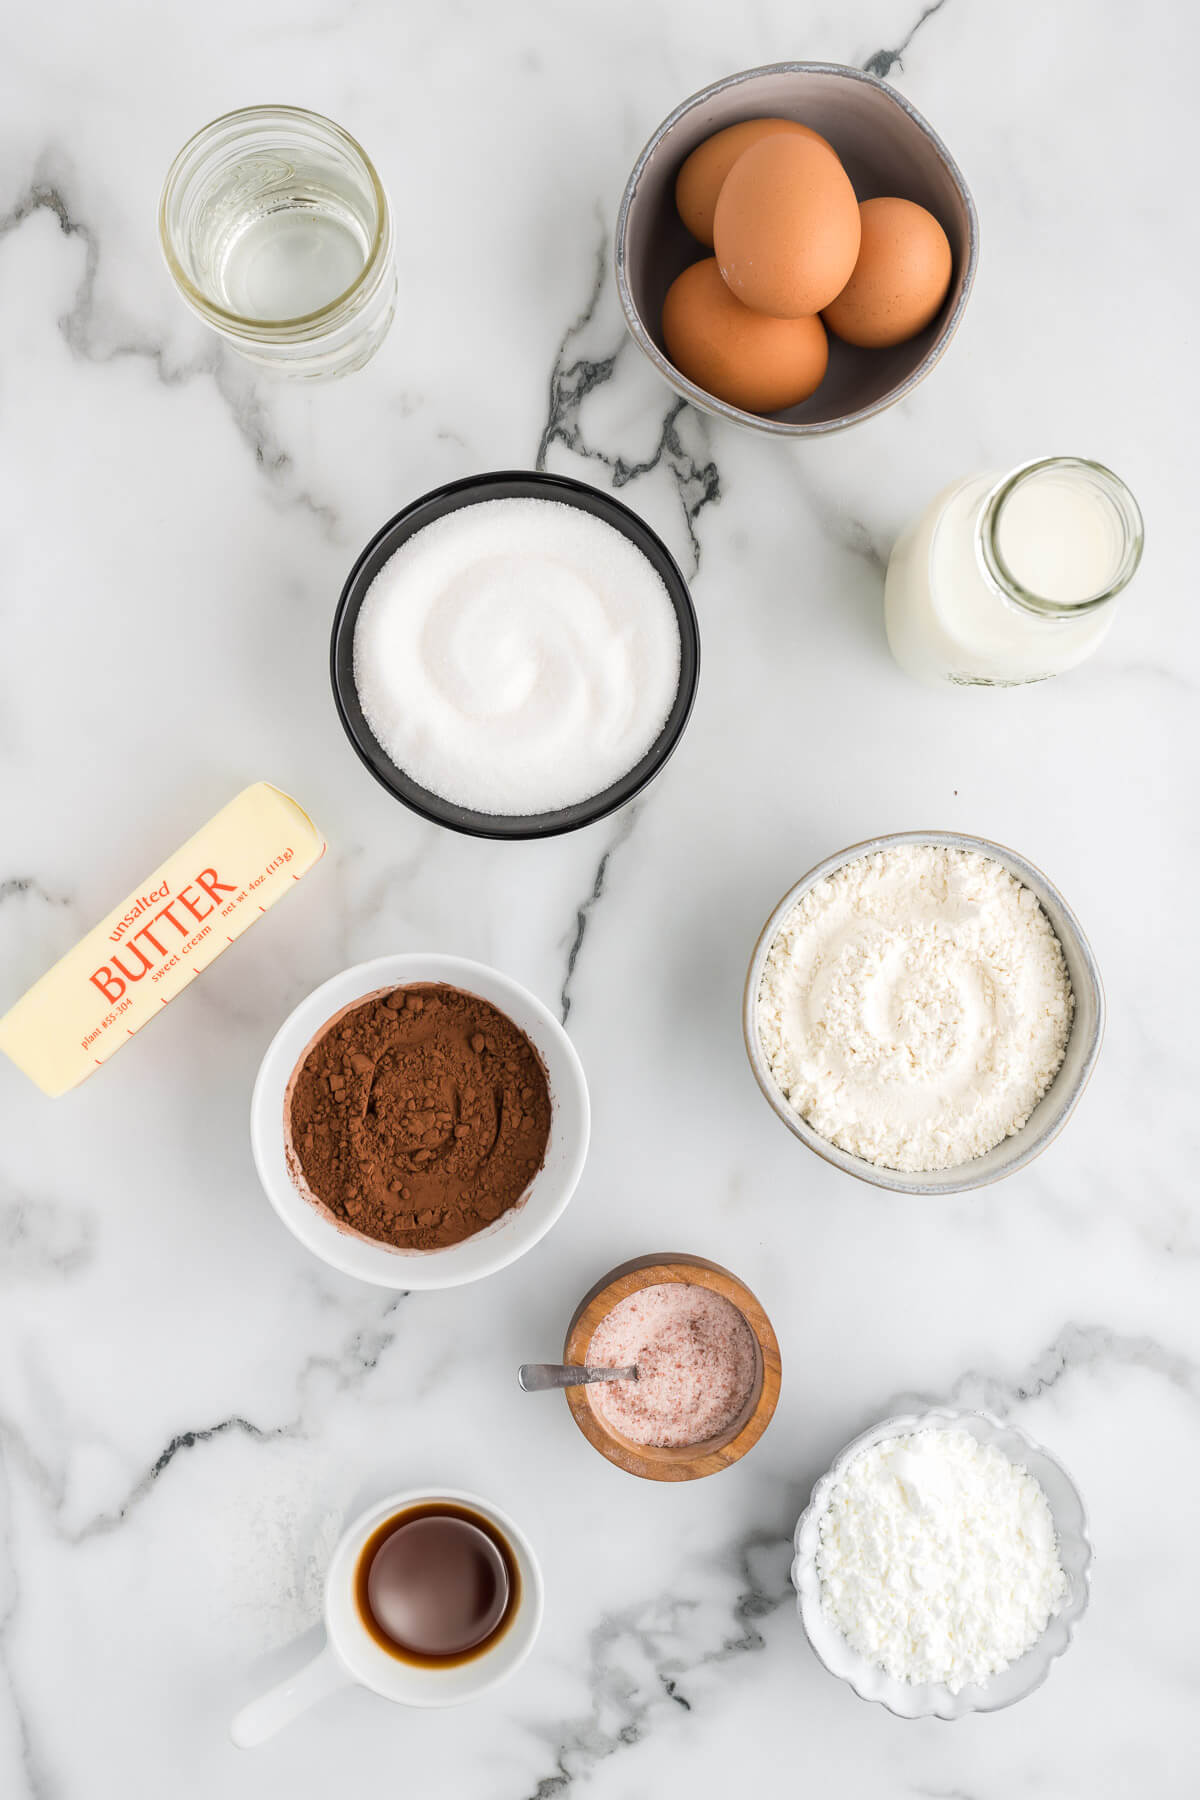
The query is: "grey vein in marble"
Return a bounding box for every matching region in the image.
[784,455,890,575]
[0,1296,406,1548]
[143,1418,281,1497]
[0,881,69,912]
[0,1193,93,1280]
[831,512,888,574]
[0,1435,50,1800]
[0,1635,43,1800]
[889,1320,1200,1420]
[536,219,720,578]
[861,0,951,78]
[537,218,615,469]
[0,1656,42,1800]
[558,803,641,1025]
[0,172,339,538]
[541,224,718,1031]
[0,880,75,995]
[520,1529,791,1800]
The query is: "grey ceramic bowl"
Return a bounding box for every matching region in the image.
[743,831,1104,1194]
[792,1408,1093,1719]
[616,62,978,434]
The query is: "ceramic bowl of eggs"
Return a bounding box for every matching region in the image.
[615,62,979,435]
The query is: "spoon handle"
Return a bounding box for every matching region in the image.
[518,1363,637,1391]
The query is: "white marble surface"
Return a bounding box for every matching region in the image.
[1,2,1196,1793]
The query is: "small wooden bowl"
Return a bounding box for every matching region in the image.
[562,1253,782,1482]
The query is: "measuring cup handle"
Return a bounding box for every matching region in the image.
[230,1643,351,1748]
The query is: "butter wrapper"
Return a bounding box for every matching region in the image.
[0,783,325,1096]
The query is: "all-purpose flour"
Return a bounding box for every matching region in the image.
[756,845,1073,1173]
[816,1428,1068,1692]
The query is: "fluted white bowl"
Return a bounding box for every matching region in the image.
[791,1407,1093,1719]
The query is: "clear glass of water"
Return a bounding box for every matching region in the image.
[160,105,396,380]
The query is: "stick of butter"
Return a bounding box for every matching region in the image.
[0,783,325,1097]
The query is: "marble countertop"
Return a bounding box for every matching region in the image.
[1,1,1195,1793]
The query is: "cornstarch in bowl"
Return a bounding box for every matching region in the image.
[352,496,682,816]
[585,1283,758,1449]
[816,1427,1067,1693]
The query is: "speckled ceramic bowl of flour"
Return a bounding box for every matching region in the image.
[742,830,1105,1195]
[791,1408,1093,1719]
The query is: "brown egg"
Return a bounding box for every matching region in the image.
[675,117,837,248]
[713,134,860,318]
[822,197,953,348]
[661,258,828,414]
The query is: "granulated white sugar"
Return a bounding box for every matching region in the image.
[353,497,681,815]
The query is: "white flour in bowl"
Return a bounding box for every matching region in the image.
[756,844,1073,1173]
[816,1427,1068,1692]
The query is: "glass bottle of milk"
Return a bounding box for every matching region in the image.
[884,457,1143,685]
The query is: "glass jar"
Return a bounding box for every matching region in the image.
[884,457,1144,686]
[159,105,396,380]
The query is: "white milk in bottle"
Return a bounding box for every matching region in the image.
[884,457,1143,686]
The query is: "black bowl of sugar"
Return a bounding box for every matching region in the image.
[330,469,701,840]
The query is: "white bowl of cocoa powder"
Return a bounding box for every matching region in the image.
[251,954,590,1288]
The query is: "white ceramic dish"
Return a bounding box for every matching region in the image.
[743,830,1105,1195]
[792,1408,1093,1719]
[231,1486,544,1745]
[251,954,590,1288]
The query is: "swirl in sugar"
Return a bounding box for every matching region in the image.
[353,498,681,815]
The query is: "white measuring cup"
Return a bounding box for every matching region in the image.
[230,1488,544,1746]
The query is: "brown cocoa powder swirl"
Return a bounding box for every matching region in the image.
[285,985,552,1250]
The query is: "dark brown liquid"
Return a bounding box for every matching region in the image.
[354,1502,519,1666]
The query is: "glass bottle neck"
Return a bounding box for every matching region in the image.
[975,457,1144,620]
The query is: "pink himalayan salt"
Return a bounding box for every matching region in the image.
[586,1282,758,1449]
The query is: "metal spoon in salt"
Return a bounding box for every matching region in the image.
[518,1363,638,1392]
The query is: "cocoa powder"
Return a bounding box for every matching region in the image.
[285,984,551,1250]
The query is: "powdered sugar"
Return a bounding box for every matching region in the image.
[816,1428,1068,1692]
[586,1283,758,1449]
[756,845,1074,1172]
